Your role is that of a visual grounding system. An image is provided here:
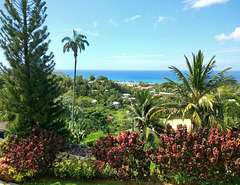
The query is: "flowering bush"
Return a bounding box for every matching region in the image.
[93,131,150,179]
[147,124,240,180]
[53,152,96,179]
[0,156,12,181]
[3,126,64,175]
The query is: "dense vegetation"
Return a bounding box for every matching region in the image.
[0,0,239,184]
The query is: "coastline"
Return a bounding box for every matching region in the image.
[54,70,179,83]
[54,69,240,83]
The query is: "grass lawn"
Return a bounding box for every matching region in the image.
[23,178,123,185]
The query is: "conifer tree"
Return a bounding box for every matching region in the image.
[0,0,67,137]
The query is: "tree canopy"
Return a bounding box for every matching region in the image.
[0,0,67,137]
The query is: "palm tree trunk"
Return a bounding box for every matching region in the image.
[71,55,77,128]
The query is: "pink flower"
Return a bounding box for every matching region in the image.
[172,144,177,153]
[158,155,163,162]
[176,153,181,158]
[196,153,200,158]
[95,141,98,148]
[210,157,214,163]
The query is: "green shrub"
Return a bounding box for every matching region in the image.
[84,130,107,146]
[0,134,15,157]
[144,138,160,149]
[9,168,35,183]
[92,160,117,179]
[53,152,96,179]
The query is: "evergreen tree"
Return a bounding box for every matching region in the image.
[0,0,67,137]
[0,73,3,89]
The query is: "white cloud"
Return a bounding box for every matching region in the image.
[154,16,166,27]
[215,27,240,44]
[215,47,240,53]
[74,28,99,37]
[124,15,141,23]
[85,30,99,37]
[215,33,229,43]
[74,28,82,32]
[92,21,97,27]
[108,19,119,27]
[111,54,165,60]
[183,0,230,10]
[231,27,240,41]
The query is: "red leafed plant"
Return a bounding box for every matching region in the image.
[3,126,64,174]
[147,124,240,180]
[93,125,239,181]
[0,156,12,181]
[93,131,150,179]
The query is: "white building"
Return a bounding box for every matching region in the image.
[122,93,131,99]
[112,101,120,106]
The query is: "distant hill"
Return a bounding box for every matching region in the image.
[53,71,65,77]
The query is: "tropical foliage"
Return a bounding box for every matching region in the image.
[131,89,164,141]
[0,1,239,185]
[162,50,236,131]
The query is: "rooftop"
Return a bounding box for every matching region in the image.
[0,122,7,131]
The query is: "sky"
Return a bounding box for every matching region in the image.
[0,0,240,71]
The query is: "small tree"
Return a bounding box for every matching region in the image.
[90,74,95,81]
[0,0,67,137]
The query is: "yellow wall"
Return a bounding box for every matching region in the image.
[166,119,192,132]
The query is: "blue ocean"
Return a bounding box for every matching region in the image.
[55,70,240,83]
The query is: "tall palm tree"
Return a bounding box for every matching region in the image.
[162,50,234,130]
[62,30,89,127]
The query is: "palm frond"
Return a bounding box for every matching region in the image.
[216,86,233,99]
[185,55,193,75]
[198,94,214,111]
[63,43,70,53]
[169,65,195,98]
[210,67,232,82]
[134,116,145,124]
[61,36,72,43]
[192,110,202,127]
[201,55,216,80]
[139,126,159,142]
[62,31,89,55]
[183,103,197,119]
